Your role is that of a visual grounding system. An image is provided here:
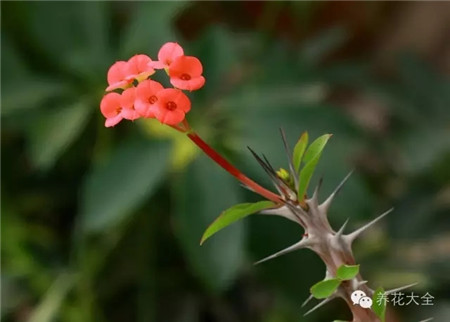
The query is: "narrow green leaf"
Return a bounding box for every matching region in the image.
[292,131,308,172]
[2,79,68,115]
[297,134,332,201]
[81,138,170,233]
[303,134,332,165]
[336,264,360,281]
[27,102,91,170]
[372,287,386,322]
[120,2,186,56]
[201,200,276,245]
[28,273,75,322]
[175,155,246,292]
[310,278,341,299]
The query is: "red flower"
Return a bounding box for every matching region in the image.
[154,88,191,125]
[120,87,140,121]
[100,93,124,127]
[169,56,205,91]
[125,54,155,82]
[135,80,164,118]
[106,61,133,91]
[148,42,184,69]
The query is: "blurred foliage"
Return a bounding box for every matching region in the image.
[1,2,449,322]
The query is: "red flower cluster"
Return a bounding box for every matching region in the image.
[100,42,205,127]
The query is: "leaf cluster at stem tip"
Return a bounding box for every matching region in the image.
[199,131,332,243]
[293,132,332,202]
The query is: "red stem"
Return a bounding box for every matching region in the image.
[187,131,282,204]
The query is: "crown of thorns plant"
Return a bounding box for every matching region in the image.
[100,42,423,322]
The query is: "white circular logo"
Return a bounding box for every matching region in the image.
[351,290,366,305]
[359,296,373,309]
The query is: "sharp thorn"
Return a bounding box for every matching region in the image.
[346,208,393,242]
[247,147,285,194]
[418,318,434,322]
[259,205,301,224]
[302,271,331,308]
[247,147,274,176]
[279,128,299,189]
[336,218,349,236]
[254,239,309,265]
[312,177,323,200]
[301,294,314,308]
[262,154,276,173]
[247,148,282,187]
[303,296,334,316]
[284,202,308,227]
[285,201,308,218]
[319,171,354,212]
[385,282,419,296]
[262,153,294,197]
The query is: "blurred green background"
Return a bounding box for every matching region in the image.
[2,2,450,322]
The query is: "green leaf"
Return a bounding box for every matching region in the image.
[188,26,238,98]
[2,79,69,116]
[120,2,186,57]
[310,278,341,299]
[303,133,332,165]
[27,102,91,170]
[372,287,386,322]
[292,131,308,172]
[81,138,170,233]
[336,264,360,281]
[201,200,275,245]
[175,155,246,293]
[27,2,110,67]
[299,27,348,66]
[297,134,332,201]
[28,273,75,322]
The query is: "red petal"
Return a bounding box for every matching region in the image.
[105,114,123,127]
[170,76,205,91]
[158,88,191,113]
[107,61,128,85]
[158,42,184,66]
[136,80,164,99]
[126,54,154,80]
[135,99,156,118]
[121,108,140,121]
[100,93,121,118]
[148,61,166,69]
[154,107,185,125]
[169,56,203,78]
[120,87,136,109]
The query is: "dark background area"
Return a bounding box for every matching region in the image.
[2,2,450,321]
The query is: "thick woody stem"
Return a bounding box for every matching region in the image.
[257,174,391,322]
[186,131,283,204]
[302,198,380,322]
